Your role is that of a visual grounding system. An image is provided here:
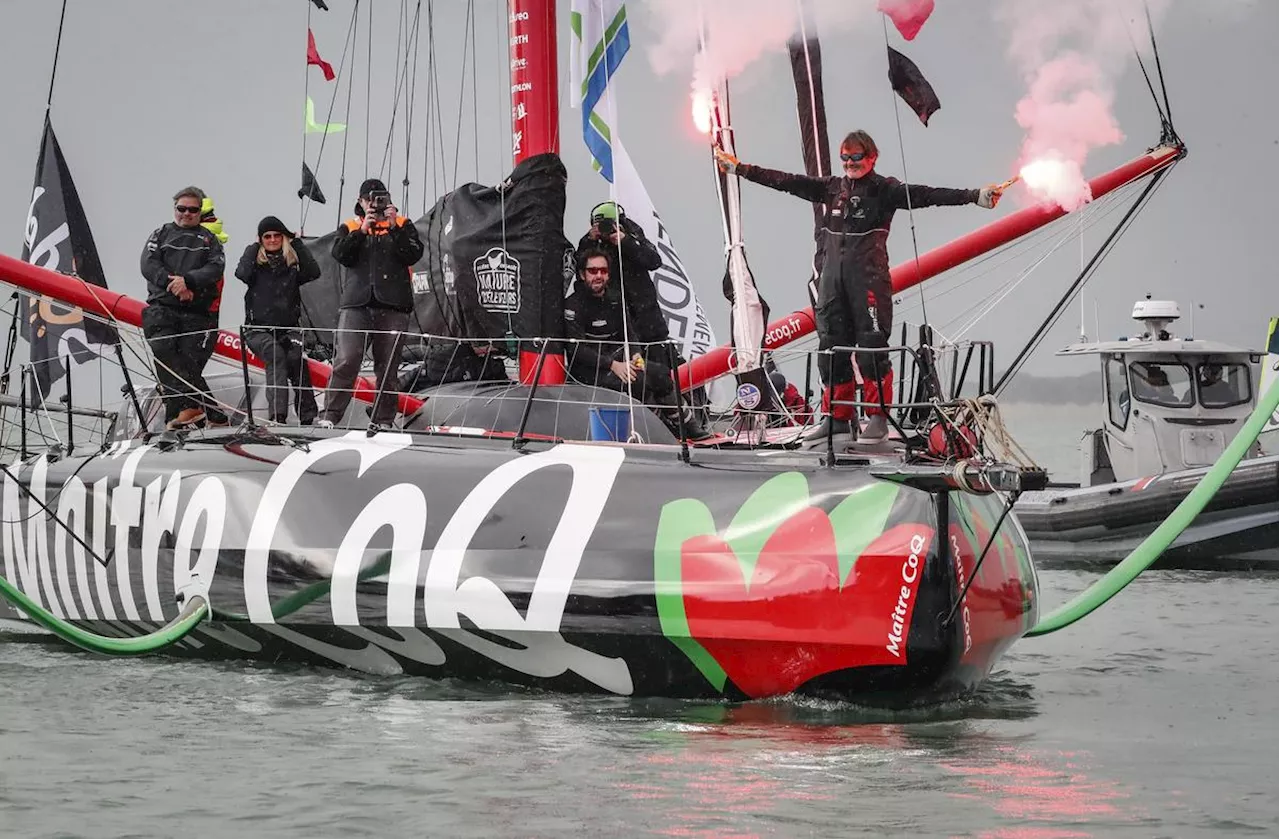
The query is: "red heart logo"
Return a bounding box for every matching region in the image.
[680,506,936,699]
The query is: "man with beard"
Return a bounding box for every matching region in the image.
[565,247,711,441]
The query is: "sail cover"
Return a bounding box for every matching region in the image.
[19,115,119,400]
[300,157,571,358]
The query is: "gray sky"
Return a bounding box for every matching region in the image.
[0,0,1275,380]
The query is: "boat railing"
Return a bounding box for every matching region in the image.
[3,316,1014,461]
[0,359,120,460]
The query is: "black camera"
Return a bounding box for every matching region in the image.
[368,190,392,213]
[595,217,617,237]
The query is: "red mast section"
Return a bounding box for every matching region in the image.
[509,0,566,385]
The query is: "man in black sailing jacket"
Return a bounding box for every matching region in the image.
[140,185,229,430]
[716,130,1004,442]
[316,178,424,430]
[565,247,710,441]
[575,201,670,348]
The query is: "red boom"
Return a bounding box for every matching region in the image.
[678,144,1184,391]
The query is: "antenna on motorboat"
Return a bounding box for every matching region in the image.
[1132,296,1179,342]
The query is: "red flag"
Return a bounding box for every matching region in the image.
[306,29,335,81]
[878,0,935,41]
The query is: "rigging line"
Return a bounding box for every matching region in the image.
[1145,0,1175,131]
[299,0,313,229]
[934,185,1139,335]
[470,0,479,180]
[1123,18,1169,132]
[494,0,508,181]
[378,0,416,182]
[942,186,1141,339]
[44,0,69,110]
[421,0,435,215]
[430,1,448,197]
[995,171,1168,395]
[403,0,424,210]
[338,0,362,229]
[450,0,476,189]
[881,14,929,327]
[365,0,373,175]
[300,2,360,231]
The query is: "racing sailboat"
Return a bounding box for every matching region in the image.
[0,0,1198,704]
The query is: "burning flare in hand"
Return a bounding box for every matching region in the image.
[1016,153,1093,212]
[691,87,714,135]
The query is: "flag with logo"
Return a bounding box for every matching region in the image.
[20,115,118,400]
[569,0,718,364]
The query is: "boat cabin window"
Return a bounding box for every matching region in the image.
[1128,361,1192,408]
[1105,355,1130,429]
[1196,362,1251,408]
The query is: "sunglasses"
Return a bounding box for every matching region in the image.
[261,232,284,240]
[175,205,202,214]
[584,266,609,275]
[840,152,869,163]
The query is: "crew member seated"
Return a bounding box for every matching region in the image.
[397,338,509,393]
[576,202,670,353]
[565,247,711,441]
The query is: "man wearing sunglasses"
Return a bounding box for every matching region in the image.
[140,185,229,430]
[715,130,1004,443]
[564,247,711,441]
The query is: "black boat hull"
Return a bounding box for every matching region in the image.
[0,430,1038,705]
[1014,456,1278,570]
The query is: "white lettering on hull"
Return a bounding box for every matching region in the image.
[885,532,928,658]
[0,437,636,694]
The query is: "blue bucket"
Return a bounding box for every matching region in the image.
[588,407,632,442]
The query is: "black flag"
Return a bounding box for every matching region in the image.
[20,114,119,400]
[309,0,329,10]
[298,161,326,204]
[887,46,940,126]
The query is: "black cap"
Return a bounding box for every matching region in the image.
[257,215,296,239]
[359,178,388,198]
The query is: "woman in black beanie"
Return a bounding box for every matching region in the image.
[234,216,322,424]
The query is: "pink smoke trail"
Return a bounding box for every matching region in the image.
[997,0,1167,211]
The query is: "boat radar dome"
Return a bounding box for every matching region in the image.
[1132,298,1180,341]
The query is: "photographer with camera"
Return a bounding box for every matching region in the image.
[315,178,424,430]
[576,202,670,349]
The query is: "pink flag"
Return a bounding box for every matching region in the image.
[306,29,335,81]
[878,0,935,41]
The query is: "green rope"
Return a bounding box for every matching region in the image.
[212,552,392,623]
[1027,379,1278,637]
[0,570,208,655]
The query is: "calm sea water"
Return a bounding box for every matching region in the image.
[1,403,1275,838]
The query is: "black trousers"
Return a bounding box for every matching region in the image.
[814,268,892,387]
[571,345,675,408]
[244,327,318,423]
[141,304,227,423]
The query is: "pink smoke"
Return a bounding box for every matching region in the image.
[1015,54,1123,210]
[997,0,1166,211]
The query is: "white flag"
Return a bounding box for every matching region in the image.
[569,0,718,362]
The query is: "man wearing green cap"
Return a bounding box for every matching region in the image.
[576,202,670,352]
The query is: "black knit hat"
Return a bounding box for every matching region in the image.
[257,215,296,239]
[358,178,388,198]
